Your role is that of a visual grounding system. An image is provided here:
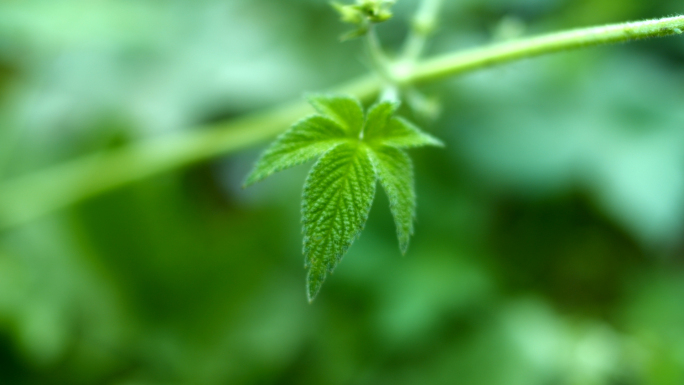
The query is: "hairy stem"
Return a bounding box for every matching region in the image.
[1,15,683,229]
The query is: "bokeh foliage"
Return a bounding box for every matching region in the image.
[1,0,684,383]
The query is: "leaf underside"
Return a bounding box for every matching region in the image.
[244,95,443,302]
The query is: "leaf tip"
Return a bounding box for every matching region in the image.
[304,93,331,109]
[305,94,364,135]
[431,137,446,147]
[398,235,410,255]
[306,265,326,303]
[242,173,259,188]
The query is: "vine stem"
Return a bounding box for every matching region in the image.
[406,15,684,84]
[399,0,443,67]
[365,25,393,82]
[1,15,683,230]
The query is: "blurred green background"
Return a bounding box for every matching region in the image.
[1,0,684,384]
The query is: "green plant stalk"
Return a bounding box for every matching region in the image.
[0,76,381,229]
[1,15,683,230]
[400,0,443,65]
[365,25,394,84]
[406,15,684,84]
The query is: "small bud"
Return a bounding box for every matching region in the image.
[355,0,395,23]
[332,2,364,25]
[331,0,395,40]
[340,25,370,41]
[371,9,393,23]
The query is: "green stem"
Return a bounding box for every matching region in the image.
[365,25,393,83]
[406,15,684,84]
[400,0,443,65]
[0,76,381,229]
[1,15,683,230]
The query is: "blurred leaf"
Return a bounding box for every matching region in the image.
[308,94,365,136]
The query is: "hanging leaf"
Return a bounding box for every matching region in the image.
[302,142,376,301]
[245,95,443,301]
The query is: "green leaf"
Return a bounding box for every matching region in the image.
[340,25,371,41]
[363,100,397,137]
[308,95,365,137]
[367,146,414,254]
[302,142,376,302]
[244,94,443,301]
[243,116,347,186]
[366,115,443,149]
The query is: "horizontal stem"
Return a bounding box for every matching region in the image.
[0,76,381,229]
[407,15,684,84]
[1,15,683,230]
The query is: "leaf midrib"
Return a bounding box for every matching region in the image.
[306,142,368,268]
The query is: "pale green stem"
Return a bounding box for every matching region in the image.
[365,25,394,83]
[400,0,443,66]
[0,76,380,230]
[365,25,401,105]
[406,15,684,84]
[1,15,683,230]
[396,0,444,117]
